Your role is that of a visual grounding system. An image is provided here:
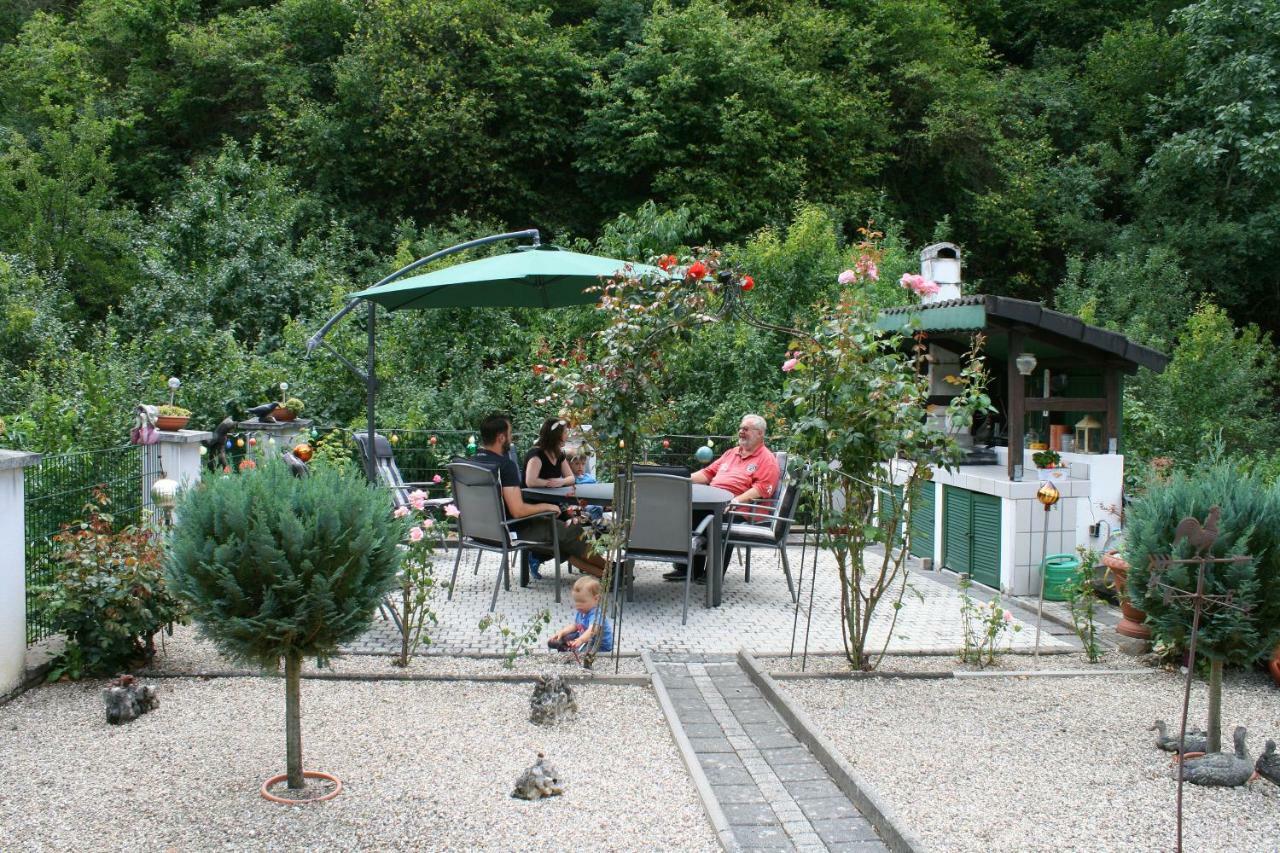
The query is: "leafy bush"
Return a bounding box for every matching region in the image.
[37,491,184,680]
[167,459,403,788]
[1126,462,1280,669]
[157,404,190,417]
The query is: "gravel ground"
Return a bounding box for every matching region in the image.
[759,649,1147,675]
[0,677,713,852]
[785,668,1280,852]
[150,624,648,677]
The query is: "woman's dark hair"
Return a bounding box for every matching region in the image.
[535,417,567,453]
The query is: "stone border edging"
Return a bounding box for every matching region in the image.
[640,650,740,852]
[952,668,1154,679]
[769,667,1152,681]
[737,649,928,853]
[137,669,651,686]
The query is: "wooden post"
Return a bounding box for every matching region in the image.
[1007,330,1026,481]
[1104,366,1121,454]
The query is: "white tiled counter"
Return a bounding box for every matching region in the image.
[884,448,1124,595]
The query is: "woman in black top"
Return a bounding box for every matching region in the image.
[523,418,575,488]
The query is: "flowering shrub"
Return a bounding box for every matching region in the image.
[385,489,449,666]
[900,272,940,298]
[958,573,1021,668]
[783,227,970,670]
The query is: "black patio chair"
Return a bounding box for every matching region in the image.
[622,472,712,624]
[723,461,806,603]
[353,431,452,510]
[447,461,564,610]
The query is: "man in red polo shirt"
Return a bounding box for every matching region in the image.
[664,413,781,584]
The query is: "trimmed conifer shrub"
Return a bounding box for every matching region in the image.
[1126,462,1280,750]
[167,460,403,789]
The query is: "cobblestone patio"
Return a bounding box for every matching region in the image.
[347,545,1074,656]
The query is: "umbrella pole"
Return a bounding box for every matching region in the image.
[365,301,377,483]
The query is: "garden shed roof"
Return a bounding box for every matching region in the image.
[875,294,1169,374]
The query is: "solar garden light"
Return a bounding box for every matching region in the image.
[167,376,180,405]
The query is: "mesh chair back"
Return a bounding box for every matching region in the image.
[354,431,411,507]
[773,464,806,539]
[448,462,509,546]
[774,451,788,476]
[633,463,691,477]
[629,473,694,554]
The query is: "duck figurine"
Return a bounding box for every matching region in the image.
[1150,719,1209,754]
[1176,726,1255,787]
[1257,739,1280,786]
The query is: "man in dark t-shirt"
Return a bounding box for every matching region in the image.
[469,414,607,578]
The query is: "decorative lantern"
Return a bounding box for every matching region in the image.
[1074,415,1102,454]
[1015,353,1038,376]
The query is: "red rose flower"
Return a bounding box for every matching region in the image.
[686,260,708,280]
[741,275,755,291]
[657,254,677,271]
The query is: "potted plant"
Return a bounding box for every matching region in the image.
[1033,449,1067,481]
[155,404,191,431]
[166,460,403,801]
[274,397,304,422]
[1101,549,1151,641]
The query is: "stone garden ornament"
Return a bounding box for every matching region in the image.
[102,674,159,724]
[511,753,564,801]
[529,673,578,726]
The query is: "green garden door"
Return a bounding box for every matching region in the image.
[908,480,936,559]
[942,486,1001,589]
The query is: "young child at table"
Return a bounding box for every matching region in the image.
[547,576,613,653]
[568,451,605,524]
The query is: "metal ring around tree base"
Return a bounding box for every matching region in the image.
[260,770,343,804]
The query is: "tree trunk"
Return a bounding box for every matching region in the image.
[285,652,304,789]
[1207,658,1223,754]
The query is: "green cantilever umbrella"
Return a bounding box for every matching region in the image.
[306,229,667,483]
[348,244,667,310]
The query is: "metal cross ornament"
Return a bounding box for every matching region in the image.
[1145,506,1252,853]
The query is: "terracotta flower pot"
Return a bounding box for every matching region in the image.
[1102,552,1152,641]
[260,770,342,804]
[155,415,189,431]
[273,408,296,422]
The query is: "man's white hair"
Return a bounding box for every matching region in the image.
[742,414,767,434]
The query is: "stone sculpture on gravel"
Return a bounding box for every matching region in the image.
[102,674,159,725]
[511,753,564,801]
[1176,726,1256,787]
[1151,719,1209,754]
[530,673,578,726]
[1257,740,1279,786]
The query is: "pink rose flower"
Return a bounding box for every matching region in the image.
[408,526,424,542]
[421,519,434,530]
[838,269,857,285]
[432,474,443,484]
[782,357,799,372]
[1002,610,1013,623]
[444,503,460,518]
[856,256,879,281]
[408,489,428,511]
[917,279,940,296]
[393,506,409,519]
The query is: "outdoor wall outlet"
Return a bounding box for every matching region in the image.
[1089,522,1101,538]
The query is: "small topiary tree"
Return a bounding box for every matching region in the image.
[1126,461,1280,750]
[167,460,403,790]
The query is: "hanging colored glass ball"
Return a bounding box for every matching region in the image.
[310,428,318,438]
[199,445,207,456]
[695,445,714,463]
[267,436,276,446]
[248,437,256,447]
[293,443,313,463]
[741,275,755,291]
[236,438,245,448]
[225,439,233,450]
[662,439,671,449]
[390,433,399,444]
[429,435,438,446]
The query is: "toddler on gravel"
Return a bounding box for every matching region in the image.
[547,576,613,654]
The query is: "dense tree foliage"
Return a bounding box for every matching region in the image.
[0,0,1275,472]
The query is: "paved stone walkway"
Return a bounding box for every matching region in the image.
[347,544,1075,656]
[651,654,889,852]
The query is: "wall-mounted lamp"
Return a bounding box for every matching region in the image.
[1015,353,1038,376]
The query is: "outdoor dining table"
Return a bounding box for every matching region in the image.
[521,482,735,607]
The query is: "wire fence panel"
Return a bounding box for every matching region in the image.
[24,445,150,645]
